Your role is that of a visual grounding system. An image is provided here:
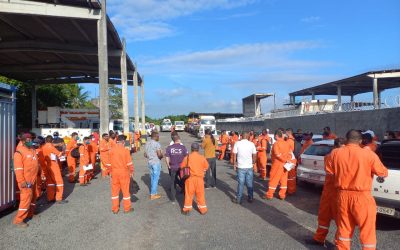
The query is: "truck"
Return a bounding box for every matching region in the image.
[197,115,216,138]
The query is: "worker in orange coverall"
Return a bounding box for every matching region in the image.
[180,143,209,215]
[88,134,99,181]
[327,130,388,250]
[13,134,39,228]
[285,128,297,194]
[100,133,112,178]
[265,129,293,200]
[251,134,259,174]
[110,135,134,214]
[322,126,337,140]
[310,138,346,246]
[79,137,91,186]
[218,130,229,160]
[230,132,239,164]
[257,130,269,180]
[43,136,66,203]
[65,132,78,183]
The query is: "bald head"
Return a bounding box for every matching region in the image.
[346,129,362,144]
[242,132,250,140]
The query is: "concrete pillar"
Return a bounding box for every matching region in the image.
[97,0,109,134]
[350,95,354,102]
[337,85,342,111]
[120,38,129,134]
[373,78,379,109]
[31,85,37,129]
[133,65,139,132]
[311,92,315,100]
[141,76,145,130]
[378,90,382,109]
[290,95,295,105]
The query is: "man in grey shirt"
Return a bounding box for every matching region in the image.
[144,132,163,200]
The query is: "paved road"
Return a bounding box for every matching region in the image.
[1,132,399,250]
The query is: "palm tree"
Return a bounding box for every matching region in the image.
[69,85,90,108]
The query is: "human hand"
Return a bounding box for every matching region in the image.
[20,181,28,188]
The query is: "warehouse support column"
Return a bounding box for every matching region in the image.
[373,78,379,109]
[311,92,315,100]
[133,66,139,132]
[31,85,37,129]
[290,95,295,105]
[120,38,129,134]
[98,0,109,134]
[141,76,146,131]
[337,85,342,111]
[378,90,382,109]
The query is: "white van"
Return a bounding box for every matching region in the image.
[174,121,185,131]
[373,140,400,218]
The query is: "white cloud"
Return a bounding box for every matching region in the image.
[301,16,321,23]
[108,0,256,41]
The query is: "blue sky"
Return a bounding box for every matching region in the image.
[84,0,400,118]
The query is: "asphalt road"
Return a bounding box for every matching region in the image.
[1,132,399,250]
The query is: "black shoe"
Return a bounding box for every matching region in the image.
[92,177,98,180]
[56,200,68,204]
[113,211,119,214]
[205,185,211,189]
[47,200,56,204]
[305,239,326,247]
[247,198,254,203]
[80,184,87,186]
[124,208,134,214]
[231,198,242,204]
[181,211,190,216]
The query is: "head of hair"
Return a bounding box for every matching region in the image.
[83,137,90,141]
[172,134,180,143]
[45,135,53,143]
[362,133,373,144]
[286,128,293,133]
[274,129,284,138]
[71,132,78,137]
[89,135,94,139]
[102,133,108,138]
[117,135,126,142]
[334,138,346,148]
[346,129,362,144]
[386,131,396,139]
[151,131,159,139]
[324,126,331,132]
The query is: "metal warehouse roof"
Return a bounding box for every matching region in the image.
[289,69,400,97]
[0,0,141,85]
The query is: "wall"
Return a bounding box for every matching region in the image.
[217,107,400,138]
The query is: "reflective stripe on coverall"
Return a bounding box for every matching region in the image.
[257,136,268,179]
[66,139,78,182]
[100,139,112,177]
[43,143,63,201]
[79,145,90,184]
[219,134,229,160]
[286,135,297,194]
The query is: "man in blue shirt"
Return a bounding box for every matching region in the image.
[144,132,163,200]
[165,134,188,203]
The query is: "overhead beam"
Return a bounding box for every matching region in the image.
[368,72,400,79]
[0,63,124,74]
[0,40,122,57]
[26,77,133,85]
[0,0,101,20]
[33,16,66,42]
[0,14,35,39]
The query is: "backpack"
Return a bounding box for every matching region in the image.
[71,147,80,159]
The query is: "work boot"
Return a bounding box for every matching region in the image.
[305,239,326,247]
[181,210,190,216]
[247,197,254,203]
[124,208,134,214]
[112,210,119,214]
[14,222,29,228]
[279,197,286,201]
[56,200,69,204]
[262,196,272,200]
[231,197,242,204]
[80,184,87,187]
[150,194,161,200]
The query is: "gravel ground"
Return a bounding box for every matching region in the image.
[1,132,399,250]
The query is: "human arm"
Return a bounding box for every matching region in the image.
[126,150,134,176]
[180,156,188,169]
[371,153,388,177]
[14,151,27,187]
[232,143,238,170]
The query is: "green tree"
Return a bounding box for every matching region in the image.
[109,85,122,119]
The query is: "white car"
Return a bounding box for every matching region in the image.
[161,122,172,132]
[373,140,400,218]
[174,121,185,131]
[297,140,334,185]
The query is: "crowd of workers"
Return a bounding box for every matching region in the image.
[11,124,398,250]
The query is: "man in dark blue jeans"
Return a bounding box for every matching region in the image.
[232,132,257,204]
[165,134,188,203]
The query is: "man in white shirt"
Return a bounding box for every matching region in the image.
[232,132,257,204]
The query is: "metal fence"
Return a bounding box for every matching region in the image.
[0,84,16,212]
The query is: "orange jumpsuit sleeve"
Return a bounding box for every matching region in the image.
[257,139,267,152]
[126,150,134,174]
[370,153,388,177]
[272,142,288,163]
[100,141,109,152]
[14,151,25,183]
[51,146,62,158]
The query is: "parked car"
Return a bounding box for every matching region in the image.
[174,121,185,131]
[373,139,400,218]
[297,140,334,185]
[160,121,172,132]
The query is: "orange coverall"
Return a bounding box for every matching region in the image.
[88,140,99,180]
[15,141,24,201]
[100,139,112,177]
[35,147,46,198]
[110,144,134,213]
[230,134,239,164]
[181,152,209,214]
[362,142,377,152]
[218,134,229,160]
[43,143,64,201]
[266,137,292,199]
[323,133,337,140]
[13,146,39,224]
[257,135,269,180]
[300,139,313,155]
[286,135,297,194]
[313,152,338,243]
[252,138,259,173]
[327,144,388,250]
[79,144,90,184]
[65,139,78,183]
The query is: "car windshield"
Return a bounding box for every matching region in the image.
[175,122,184,125]
[379,144,400,170]
[164,122,171,126]
[304,145,333,156]
[201,120,216,125]
[113,121,123,131]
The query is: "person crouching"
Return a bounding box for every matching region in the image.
[180,143,209,215]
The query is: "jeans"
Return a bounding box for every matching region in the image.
[168,168,181,201]
[148,162,161,195]
[205,157,217,187]
[236,168,254,202]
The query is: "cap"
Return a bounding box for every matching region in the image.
[53,131,59,136]
[362,130,375,137]
[191,142,200,150]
